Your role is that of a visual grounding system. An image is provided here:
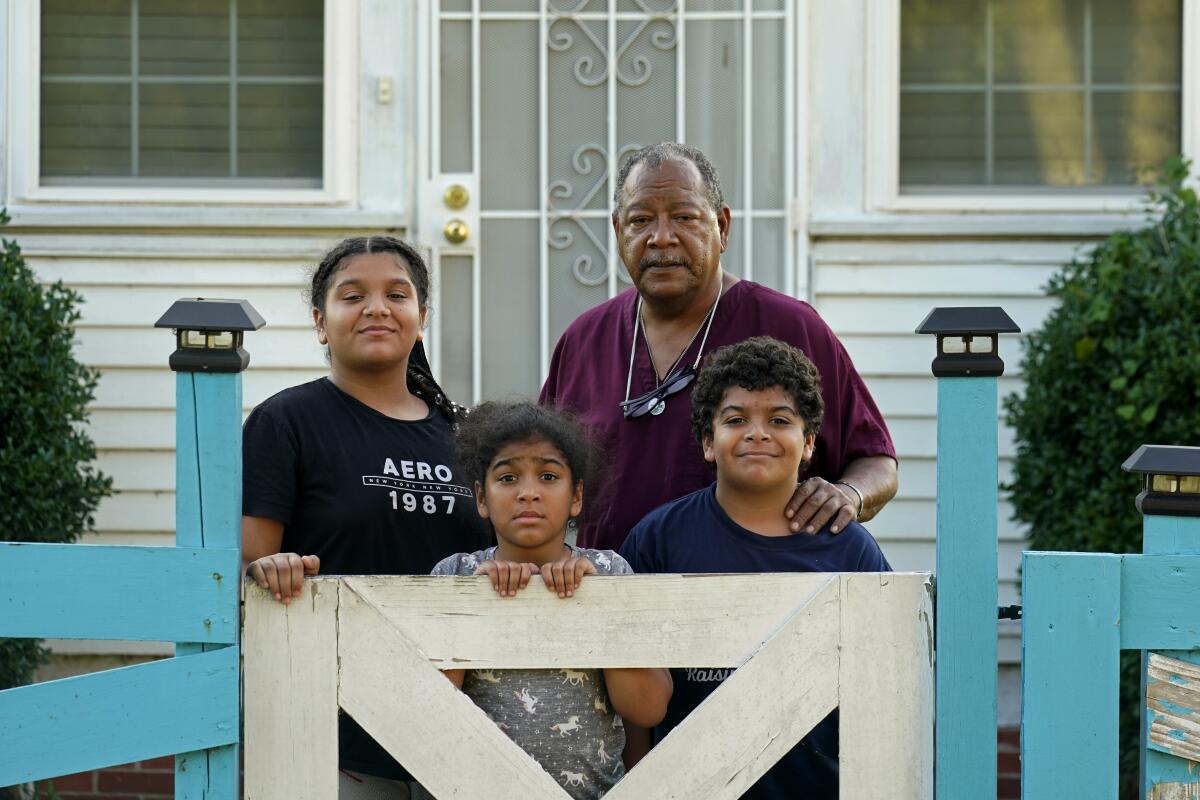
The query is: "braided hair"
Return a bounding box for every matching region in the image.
[308,236,462,425]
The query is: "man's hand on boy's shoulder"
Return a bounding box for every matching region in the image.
[785,478,858,535]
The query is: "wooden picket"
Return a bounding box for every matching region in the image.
[243,572,934,799]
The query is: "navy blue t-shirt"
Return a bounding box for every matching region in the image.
[619,483,892,800]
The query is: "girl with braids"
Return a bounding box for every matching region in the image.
[242,235,489,798]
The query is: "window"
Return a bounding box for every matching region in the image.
[899,0,1182,193]
[39,0,324,188]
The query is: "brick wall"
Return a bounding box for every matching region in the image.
[26,730,1023,799]
[998,726,1021,799]
[34,759,172,800]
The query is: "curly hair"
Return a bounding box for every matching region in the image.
[690,337,824,446]
[613,142,725,215]
[307,235,461,425]
[455,400,599,512]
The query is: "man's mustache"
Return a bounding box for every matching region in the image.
[639,258,690,270]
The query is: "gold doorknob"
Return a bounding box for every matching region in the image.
[443,184,470,209]
[443,219,470,244]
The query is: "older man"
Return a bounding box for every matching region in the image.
[540,142,897,552]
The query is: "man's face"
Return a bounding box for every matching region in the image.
[612,158,731,305]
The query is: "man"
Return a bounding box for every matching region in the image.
[540,142,897,552]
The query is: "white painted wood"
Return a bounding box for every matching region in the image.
[243,581,340,800]
[808,212,1152,237]
[813,238,1089,263]
[817,264,1061,298]
[810,0,866,215]
[90,411,176,450]
[14,232,345,258]
[75,286,315,328]
[31,258,313,287]
[344,573,834,669]
[607,579,841,800]
[77,329,326,370]
[8,206,405,230]
[863,497,1024,542]
[816,295,1055,335]
[94,369,326,410]
[357,0,411,214]
[93,492,174,534]
[839,573,935,799]
[337,580,568,800]
[857,376,1024,417]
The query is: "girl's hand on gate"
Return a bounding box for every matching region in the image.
[246,552,320,604]
[541,557,596,598]
[475,560,537,597]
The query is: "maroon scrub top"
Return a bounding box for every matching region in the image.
[540,280,896,552]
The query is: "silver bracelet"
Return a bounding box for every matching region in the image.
[835,480,865,517]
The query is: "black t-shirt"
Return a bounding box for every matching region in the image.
[243,377,491,779]
[620,484,892,800]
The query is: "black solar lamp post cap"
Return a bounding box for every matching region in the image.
[1122,444,1200,517]
[915,306,1021,378]
[154,298,266,374]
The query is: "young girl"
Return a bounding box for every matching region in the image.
[242,236,490,798]
[433,401,672,798]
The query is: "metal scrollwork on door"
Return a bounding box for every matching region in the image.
[547,144,643,287]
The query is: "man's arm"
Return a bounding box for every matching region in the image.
[786,455,898,534]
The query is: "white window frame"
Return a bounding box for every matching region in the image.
[864,0,1200,214]
[5,0,358,206]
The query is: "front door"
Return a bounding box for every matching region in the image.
[417,0,802,404]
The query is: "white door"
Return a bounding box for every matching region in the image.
[417,0,803,404]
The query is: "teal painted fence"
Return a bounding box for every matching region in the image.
[0,304,251,798]
[2,297,1193,800]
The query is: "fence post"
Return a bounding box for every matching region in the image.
[917,306,1020,800]
[155,299,264,799]
[1121,445,1200,800]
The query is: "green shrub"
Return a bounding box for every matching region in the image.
[1005,157,1200,795]
[0,209,112,690]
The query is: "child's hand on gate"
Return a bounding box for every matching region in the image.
[540,557,596,598]
[475,559,538,597]
[246,552,321,604]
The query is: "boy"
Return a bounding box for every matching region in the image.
[619,336,891,799]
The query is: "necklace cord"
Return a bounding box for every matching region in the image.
[623,281,725,406]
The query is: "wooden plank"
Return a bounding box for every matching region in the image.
[1147,653,1200,762]
[337,581,568,800]
[1141,515,1200,796]
[175,371,243,798]
[345,572,836,668]
[839,573,934,800]
[0,542,239,643]
[191,372,243,551]
[243,582,339,800]
[1021,552,1122,800]
[1149,784,1200,800]
[934,377,999,800]
[606,578,841,800]
[1121,556,1200,650]
[0,647,239,785]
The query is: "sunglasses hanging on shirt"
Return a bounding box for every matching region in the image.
[621,287,723,420]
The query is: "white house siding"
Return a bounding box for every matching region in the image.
[16,228,379,656]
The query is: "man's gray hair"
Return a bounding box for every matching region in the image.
[612,142,725,214]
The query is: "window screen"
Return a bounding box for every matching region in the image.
[40,0,323,186]
[900,0,1181,191]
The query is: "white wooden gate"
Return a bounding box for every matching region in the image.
[244,572,932,799]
